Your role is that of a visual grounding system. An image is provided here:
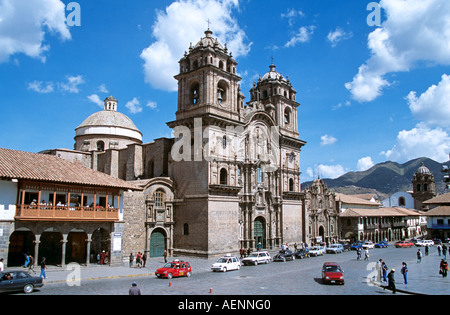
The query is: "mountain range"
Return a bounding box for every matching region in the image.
[302,157,450,198]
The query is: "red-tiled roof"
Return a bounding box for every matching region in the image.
[0,148,140,190]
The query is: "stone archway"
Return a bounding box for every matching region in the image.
[150,228,166,258]
[254,217,266,250]
[8,229,35,267]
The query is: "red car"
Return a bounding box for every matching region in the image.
[395,241,414,248]
[322,262,344,285]
[155,260,192,279]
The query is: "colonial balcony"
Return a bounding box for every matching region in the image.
[15,204,119,222]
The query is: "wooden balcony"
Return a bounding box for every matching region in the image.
[15,204,119,222]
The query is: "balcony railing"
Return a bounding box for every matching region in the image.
[15,204,119,222]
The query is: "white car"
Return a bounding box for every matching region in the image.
[242,251,271,266]
[309,246,325,256]
[416,240,434,247]
[326,244,344,254]
[211,255,241,272]
[362,241,375,249]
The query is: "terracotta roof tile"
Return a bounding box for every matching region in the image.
[0,148,140,190]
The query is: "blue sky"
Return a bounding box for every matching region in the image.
[0,0,449,182]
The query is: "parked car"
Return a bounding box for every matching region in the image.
[273,250,295,262]
[338,241,351,251]
[395,241,414,248]
[416,240,434,247]
[433,238,442,245]
[0,270,44,294]
[322,262,344,285]
[211,255,241,272]
[326,244,344,254]
[242,251,271,266]
[155,260,192,279]
[375,241,389,248]
[362,241,375,249]
[309,246,325,256]
[351,242,363,250]
[294,248,309,259]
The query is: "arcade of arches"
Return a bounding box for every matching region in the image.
[8,223,113,267]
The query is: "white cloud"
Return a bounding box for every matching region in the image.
[0,0,71,63]
[27,81,54,94]
[320,134,337,146]
[285,25,315,47]
[317,164,347,179]
[98,84,109,94]
[58,75,84,93]
[146,101,158,110]
[140,0,251,92]
[87,94,104,108]
[327,27,353,47]
[281,8,304,26]
[357,156,374,171]
[346,0,450,102]
[406,74,450,128]
[381,123,450,163]
[125,97,142,114]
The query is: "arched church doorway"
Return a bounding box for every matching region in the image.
[319,226,325,244]
[8,229,35,267]
[150,229,166,257]
[254,217,266,249]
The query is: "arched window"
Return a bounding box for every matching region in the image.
[289,178,294,191]
[97,141,105,152]
[222,135,227,149]
[284,107,291,125]
[217,80,228,104]
[220,168,228,185]
[424,184,429,191]
[398,196,406,206]
[190,82,200,105]
[183,223,189,235]
[416,184,421,192]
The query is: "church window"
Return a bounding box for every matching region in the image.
[398,196,405,206]
[424,184,428,191]
[217,80,228,104]
[289,178,294,191]
[416,184,421,192]
[220,168,228,185]
[183,223,189,235]
[190,82,200,105]
[154,190,165,209]
[219,60,224,70]
[257,167,262,183]
[284,107,291,125]
[222,135,227,149]
[263,90,268,98]
[97,141,105,152]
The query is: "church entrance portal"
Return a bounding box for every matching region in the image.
[254,217,266,250]
[150,229,166,257]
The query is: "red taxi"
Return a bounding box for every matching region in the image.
[155,260,192,279]
[395,241,414,248]
[322,262,344,285]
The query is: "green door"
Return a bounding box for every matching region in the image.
[254,218,265,249]
[150,231,166,257]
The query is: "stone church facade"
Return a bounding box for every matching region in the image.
[43,29,307,259]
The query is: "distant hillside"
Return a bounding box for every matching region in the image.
[302,157,450,196]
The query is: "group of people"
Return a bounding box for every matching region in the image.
[129,252,147,268]
[375,258,401,293]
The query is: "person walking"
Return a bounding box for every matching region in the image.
[129,282,141,295]
[382,261,388,283]
[440,259,448,278]
[163,250,168,263]
[129,253,134,268]
[28,254,35,274]
[24,253,30,268]
[40,257,47,279]
[0,258,4,271]
[401,262,408,285]
[387,269,396,294]
[142,252,147,268]
[364,248,370,261]
[417,249,422,263]
[443,245,447,260]
[437,244,442,256]
[376,259,383,283]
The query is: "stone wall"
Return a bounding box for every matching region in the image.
[122,191,146,261]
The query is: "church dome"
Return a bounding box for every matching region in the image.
[415,162,432,175]
[261,64,288,83]
[74,95,142,151]
[192,29,225,52]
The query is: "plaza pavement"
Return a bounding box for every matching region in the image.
[19,246,450,295]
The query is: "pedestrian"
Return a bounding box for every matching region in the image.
[136,252,141,268]
[100,250,106,265]
[28,254,35,274]
[443,245,447,260]
[425,245,429,256]
[163,250,168,263]
[356,247,362,260]
[129,253,134,268]
[401,262,408,285]
[376,259,383,283]
[437,244,442,256]
[382,261,388,283]
[0,258,4,271]
[40,257,47,279]
[440,259,448,278]
[364,248,370,261]
[129,282,141,295]
[387,269,396,294]
[417,249,422,263]
[142,252,147,268]
[24,252,30,268]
